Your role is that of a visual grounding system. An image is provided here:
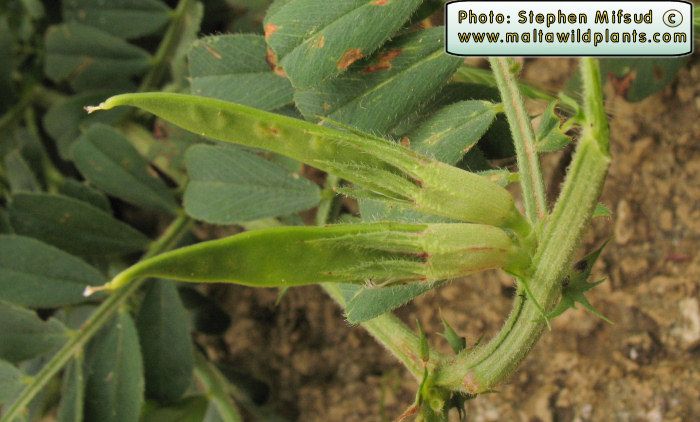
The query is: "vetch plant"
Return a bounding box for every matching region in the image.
[1,0,691,420]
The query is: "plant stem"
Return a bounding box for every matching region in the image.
[489,58,548,221]
[433,58,610,394]
[139,0,194,92]
[1,214,193,422]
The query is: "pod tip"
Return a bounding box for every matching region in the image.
[83,285,109,297]
[84,102,105,114]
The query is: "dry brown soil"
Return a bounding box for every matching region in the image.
[201,57,700,421]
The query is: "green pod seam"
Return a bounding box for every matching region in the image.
[86,223,529,295]
[87,93,529,234]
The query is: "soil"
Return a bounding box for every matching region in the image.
[200,57,700,421]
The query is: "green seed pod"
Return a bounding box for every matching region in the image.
[85,223,530,295]
[87,93,529,235]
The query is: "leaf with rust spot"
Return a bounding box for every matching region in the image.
[295,28,461,134]
[188,34,294,111]
[264,0,422,89]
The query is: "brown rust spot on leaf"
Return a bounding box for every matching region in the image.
[204,45,222,60]
[372,0,390,5]
[312,35,325,49]
[336,48,364,70]
[266,48,287,77]
[363,49,402,73]
[264,23,278,41]
[400,136,411,147]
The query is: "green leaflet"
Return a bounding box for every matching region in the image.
[57,356,85,422]
[72,124,179,214]
[8,193,149,256]
[62,0,171,40]
[0,235,106,308]
[184,144,321,224]
[3,149,41,193]
[188,34,294,111]
[59,179,112,212]
[137,280,194,403]
[345,282,437,324]
[89,223,526,294]
[0,359,24,404]
[0,301,68,364]
[263,0,423,89]
[88,92,528,232]
[407,100,498,165]
[295,27,462,133]
[44,23,151,91]
[85,312,144,422]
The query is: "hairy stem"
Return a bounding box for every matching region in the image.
[434,58,610,394]
[1,214,193,422]
[489,58,548,221]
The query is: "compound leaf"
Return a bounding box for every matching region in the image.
[137,280,193,403]
[8,193,149,256]
[72,124,178,214]
[184,144,320,224]
[0,235,106,308]
[263,0,423,89]
[0,301,68,364]
[188,34,293,111]
[85,312,144,422]
[62,0,171,40]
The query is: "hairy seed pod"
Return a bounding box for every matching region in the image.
[87,93,529,235]
[85,223,531,295]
